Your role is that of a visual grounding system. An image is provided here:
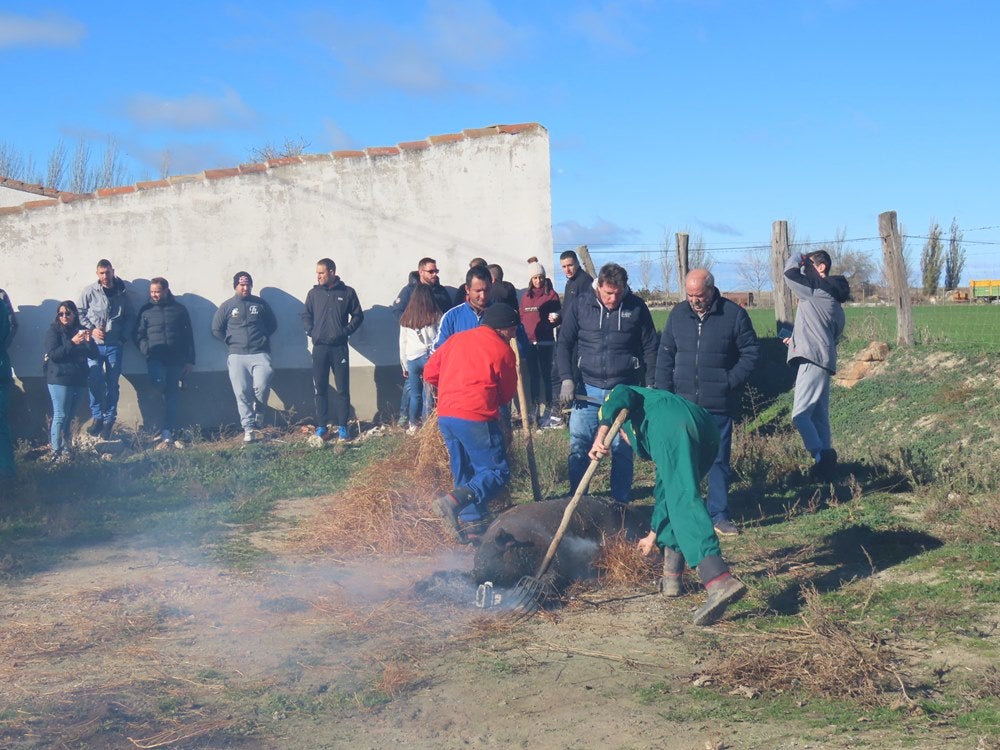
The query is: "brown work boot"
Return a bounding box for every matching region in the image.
[692,574,747,626]
[660,548,685,597]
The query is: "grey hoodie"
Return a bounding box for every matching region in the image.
[784,254,850,373]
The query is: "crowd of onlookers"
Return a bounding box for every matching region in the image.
[0,248,848,625]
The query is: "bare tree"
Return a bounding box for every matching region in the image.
[736,245,770,296]
[943,218,965,290]
[658,228,674,299]
[158,150,172,180]
[920,220,944,297]
[687,233,713,272]
[248,137,310,162]
[0,142,26,180]
[45,140,68,189]
[69,138,93,193]
[95,137,127,189]
[638,253,654,294]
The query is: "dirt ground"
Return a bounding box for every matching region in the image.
[0,493,992,750]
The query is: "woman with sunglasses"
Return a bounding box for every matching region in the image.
[43,301,96,461]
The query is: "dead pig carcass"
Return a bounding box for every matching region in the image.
[472,496,648,593]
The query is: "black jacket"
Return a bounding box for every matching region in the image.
[135,291,195,365]
[557,288,658,389]
[562,268,594,306]
[301,278,364,346]
[391,280,452,320]
[44,322,95,386]
[654,294,759,415]
[211,294,277,354]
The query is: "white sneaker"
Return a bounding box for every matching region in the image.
[244,429,255,443]
[406,425,418,436]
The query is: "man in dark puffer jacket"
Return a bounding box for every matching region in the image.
[556,262,658,504]
[655,269,759,536]
[135,277,195,447]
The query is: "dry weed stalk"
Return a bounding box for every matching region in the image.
[374,660,421,698]
[294,418,453,555]
[593,533,659,588]
[704,583,911,708]
[127,719,237,749]
[294,411,529,557]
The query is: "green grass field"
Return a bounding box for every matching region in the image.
[652,304,1000,350]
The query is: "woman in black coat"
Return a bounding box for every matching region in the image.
[44,300,95,460]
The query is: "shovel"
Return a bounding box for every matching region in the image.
[511,340,542,503]
[505,407,629,615]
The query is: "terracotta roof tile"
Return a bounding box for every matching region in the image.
[398,140,431,151]
[428,132,465,145]
[25,198,60,209]
[0,124,542,215]
[204,168,241,180]
[96,185,137,197]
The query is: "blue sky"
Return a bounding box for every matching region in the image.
[2,1,997,291]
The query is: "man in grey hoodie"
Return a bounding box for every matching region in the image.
[783,250,851,480]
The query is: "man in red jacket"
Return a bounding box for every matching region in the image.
[425,303,519,543]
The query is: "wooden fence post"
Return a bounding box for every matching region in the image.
[576,244,597,278]
[878,210,914,346]
[675,232,689,291]
[771,220,794,335]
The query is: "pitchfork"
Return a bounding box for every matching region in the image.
[504,408,629,616]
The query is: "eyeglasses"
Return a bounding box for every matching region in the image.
[58,311,73,317]
[421,268,440,274]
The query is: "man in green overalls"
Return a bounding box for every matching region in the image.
[589,384,747,626]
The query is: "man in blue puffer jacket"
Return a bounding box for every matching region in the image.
[556,262,658,504]
[655,269,759,536]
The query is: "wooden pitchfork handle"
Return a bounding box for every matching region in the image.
[511,339,542,502]
[534,408,629,578]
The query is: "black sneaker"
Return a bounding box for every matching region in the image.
[100,422,115,441]
[86,420,104,437]
[713,519,740,537]
[811,449,839,481]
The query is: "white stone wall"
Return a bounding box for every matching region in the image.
[0,124,551,431]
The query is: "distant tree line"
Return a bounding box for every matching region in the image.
[0,138,131,193]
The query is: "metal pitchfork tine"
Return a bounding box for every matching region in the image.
[504,408,629,616]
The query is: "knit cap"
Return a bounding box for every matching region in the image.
[233,271,253,288]
[527,261,545,278]
[481,303,519,329]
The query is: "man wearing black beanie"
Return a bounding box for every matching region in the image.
[211,271,278,443]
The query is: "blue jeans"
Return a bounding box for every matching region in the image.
[147,359,182,438]
[87,343,123,423]
[404,353,431,425]
[48,383,83,453]
[438,416,510,522]
[707,414,733,523]
[568,383,634,504]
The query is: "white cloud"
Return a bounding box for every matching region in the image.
[124,89,257,131]
[696,219,742,236]
[554,217,641,246]
[307,1,529,95]
[0,11,86,48]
